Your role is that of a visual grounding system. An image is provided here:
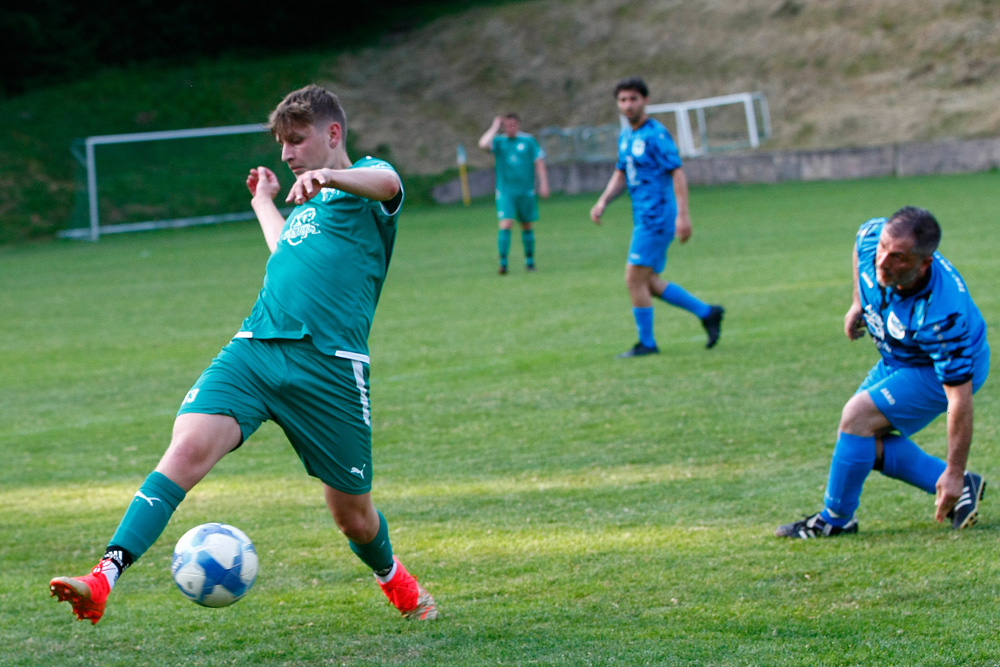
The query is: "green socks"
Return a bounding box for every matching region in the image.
[522,229,535,264]
[349,510,394,573]
[498,229,512,266]
[107,471,186,562]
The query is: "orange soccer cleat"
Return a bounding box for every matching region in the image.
[376,557,438,620]
[49,563,112,625]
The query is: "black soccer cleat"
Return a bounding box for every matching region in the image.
[947,472,985,530]
[498,265,508,275]
[616,342,660,358]
[701,305,725,349]
[775,512,858,539]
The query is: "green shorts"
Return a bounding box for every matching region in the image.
[177,337,373,494]
[495,191,539,223]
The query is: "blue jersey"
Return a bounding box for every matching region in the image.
[855,217,988,385]
[616,117,683,231]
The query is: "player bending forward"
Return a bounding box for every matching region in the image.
[50,85,437,623]
[777,206,990,539]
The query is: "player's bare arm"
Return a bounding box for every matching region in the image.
[672,167,692,243]
[247,166,286,253]
[286,167,401,206]
[477,116,502,150]
[935,380,975,522]
[535,158,550,199]
[591,170,626,224]
[845,248,866,340]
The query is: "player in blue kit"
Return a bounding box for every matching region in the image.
[590,77,723,357]
[777,206,990,538]
[479,113,550,274]
[49,85,437,623]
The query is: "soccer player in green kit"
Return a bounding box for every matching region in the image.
[478,113,550,274]
[49,85,437,623]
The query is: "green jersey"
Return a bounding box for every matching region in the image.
[237,156,402,358]
[492,133,545,196]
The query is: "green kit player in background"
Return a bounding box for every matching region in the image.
[478,113,550,274]
[49,84,438,623]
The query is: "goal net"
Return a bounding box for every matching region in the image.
[62,124,289,241]
[538,91,770,164]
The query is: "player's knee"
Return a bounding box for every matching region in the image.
[838,392,888,436]
[164,419,237,474]
[163,435,216,472]
[332,510,376,542]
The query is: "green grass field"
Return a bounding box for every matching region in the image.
[2,173,999,666]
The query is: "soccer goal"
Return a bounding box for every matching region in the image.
[61,124,287,241]
[537,91,770,164]
[645,91,771,158]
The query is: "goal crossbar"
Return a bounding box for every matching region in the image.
[61,123,269,241]
[643,91,771,158]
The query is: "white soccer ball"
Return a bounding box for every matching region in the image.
[171,522,258,608]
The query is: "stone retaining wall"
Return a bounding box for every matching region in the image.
[431,137,1000,203]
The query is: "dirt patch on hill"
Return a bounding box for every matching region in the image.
[322,0,1000,174]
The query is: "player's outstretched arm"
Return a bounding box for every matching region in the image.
[478,116,502,151]
[247,166,285,253]
[591,170,626,224]
[935,381,975,522]
[286,167,401,206]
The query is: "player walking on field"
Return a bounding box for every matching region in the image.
[49,85,437,623]
[590,77,724,357]
[478,113,550,274]
[777,206,990,539]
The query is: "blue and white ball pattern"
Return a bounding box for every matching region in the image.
[171,523,258,607]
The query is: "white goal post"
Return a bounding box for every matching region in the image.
[537,91,771,165]
[643,91,771,158]
[61,123,271,242]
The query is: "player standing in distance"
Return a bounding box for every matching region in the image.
[478,113,550,274]
[777,206,990,539]
[49,84,437,623]
[590,77,724,357]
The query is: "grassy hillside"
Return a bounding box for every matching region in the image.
[2,0,999,241]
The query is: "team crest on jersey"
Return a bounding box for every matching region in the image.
[516,141,526,152]
[886,311,906,339]
[632,138,646,157]
[862,304,884,339]
[280,208,321,246]
[320,188,342,202]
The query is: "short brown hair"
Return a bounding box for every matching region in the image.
[268,84,347,139]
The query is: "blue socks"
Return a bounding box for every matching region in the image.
[498,229,511,267]
[660,283,712,320]
[820,432,945,526]
[821,433,875,527]
[633,307,656,348]
[108,471,186,562]
[880,434,946,494]
[348,510,394,573]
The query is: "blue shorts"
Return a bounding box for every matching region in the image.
[859,347,991,437]
[628,224,673,273]
[177,337,374,494]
